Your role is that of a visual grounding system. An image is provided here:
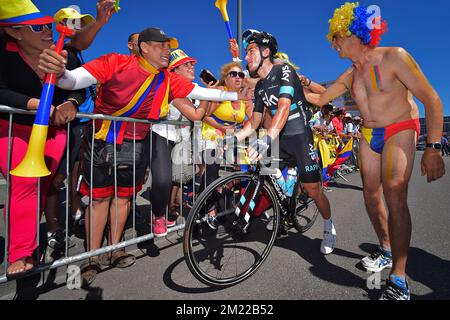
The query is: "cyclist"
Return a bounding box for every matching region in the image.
[233,31,337,255]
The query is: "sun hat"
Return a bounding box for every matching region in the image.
[169,49,197,70]
[0,0,53,26]
[54,7,95,28]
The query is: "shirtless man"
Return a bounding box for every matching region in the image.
[306,2,445,300]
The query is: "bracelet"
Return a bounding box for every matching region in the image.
[306,78,312,87]
[67,98,80,109]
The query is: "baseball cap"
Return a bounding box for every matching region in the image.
[169,49,197,70]
[54,8,95,28]
[345,113,352,118]
[139,27,178,49]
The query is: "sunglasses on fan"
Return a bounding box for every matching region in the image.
[228,71,245,79]
[13,23,53,33]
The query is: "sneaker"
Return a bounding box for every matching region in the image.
[361,246,392,272]
[167,210,179,228]
[380,277,410,300]
[47,229,74,250]
[206,215,218,230]
[320,227,336,255]
[72,208,84,223]
[153,217,168,237]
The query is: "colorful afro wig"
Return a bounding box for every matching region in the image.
[327,2,388,48]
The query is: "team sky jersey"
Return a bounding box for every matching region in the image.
[254,63,311,136]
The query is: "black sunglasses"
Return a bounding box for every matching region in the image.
[228,71,245,79]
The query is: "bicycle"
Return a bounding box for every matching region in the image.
[183,156,320,287]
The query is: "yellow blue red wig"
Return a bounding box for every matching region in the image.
[327,2,387,48]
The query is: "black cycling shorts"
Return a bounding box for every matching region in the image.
[278,129,321,184]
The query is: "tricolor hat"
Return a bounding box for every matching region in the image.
[0,0,54,27]
[54,8,95,28]
[169,49,197,70]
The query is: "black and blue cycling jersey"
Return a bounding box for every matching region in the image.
[254,63,311,136]
[254,63,320,183]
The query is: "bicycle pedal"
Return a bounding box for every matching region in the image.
[276,226,289,239]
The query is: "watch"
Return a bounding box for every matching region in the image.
[426,142,442,150]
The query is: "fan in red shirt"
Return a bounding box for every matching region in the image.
[38,27,248,285]
[331,107,345,137]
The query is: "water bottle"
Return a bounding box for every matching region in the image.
[272,168,286,191]
[284,167,298,197]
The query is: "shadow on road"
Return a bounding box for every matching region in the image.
[277,233,382,300]
[408,247,450,300]
[328,182,363,192]
[162,256,229,294]
[359,243,450,300]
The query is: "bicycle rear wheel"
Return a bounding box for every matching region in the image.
[183,172,280,287]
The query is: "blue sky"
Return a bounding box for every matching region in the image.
[34,0,450,116]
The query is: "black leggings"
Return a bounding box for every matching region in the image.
[199,149,221,194]
[145,133,174,218]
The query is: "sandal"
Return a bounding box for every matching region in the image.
[80,256,102,288]
[110,250,136,269]
[6,256,35,281]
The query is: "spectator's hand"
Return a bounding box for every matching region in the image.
[299,74,311,87]
[229,38,239,58]
[421,149,445,183]
[38,45,68,78]
[238,86,253,101]
[96,0,116,26]
[220,125,236,135]
[206,81,219,89]
[50,101,77,126]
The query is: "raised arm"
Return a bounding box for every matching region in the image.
[70,0,116,51]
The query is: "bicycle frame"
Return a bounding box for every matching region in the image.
[233,161,301,229]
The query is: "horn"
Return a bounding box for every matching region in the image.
[214,0,240,61]
[11,24,75,178]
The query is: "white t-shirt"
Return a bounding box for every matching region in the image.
[310,111,334,134]
[344,122,355,135]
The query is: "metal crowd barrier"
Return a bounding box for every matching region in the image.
[0,105,202,285]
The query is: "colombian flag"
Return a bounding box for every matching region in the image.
[325,138,354,180]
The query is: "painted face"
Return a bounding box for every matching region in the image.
[142,40,171,69]
[225,67,244,91]
[174,61,195,82]
[245,43,262,73]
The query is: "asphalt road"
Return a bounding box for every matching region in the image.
[1,152,449,300]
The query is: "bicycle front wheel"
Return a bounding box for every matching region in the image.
[292,192,319,234]
[183,172,280,287]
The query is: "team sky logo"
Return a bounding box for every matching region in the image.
[262,92,278,107]
[282,65,292,82]
[308,143,317,161]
